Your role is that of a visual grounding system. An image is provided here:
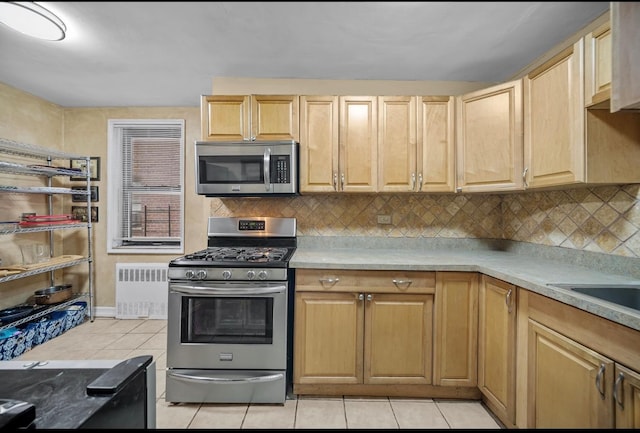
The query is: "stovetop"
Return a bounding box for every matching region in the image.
[169,246,295,268]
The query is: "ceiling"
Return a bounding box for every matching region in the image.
[0,2,609,108]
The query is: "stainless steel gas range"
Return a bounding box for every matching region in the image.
[165,217,296,404]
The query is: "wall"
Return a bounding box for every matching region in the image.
[0,82,66,307]
[62,107,202,310]
[206,185,640,259]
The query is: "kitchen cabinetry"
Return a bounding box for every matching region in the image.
[523,38,640,189]
[455,80,523,193]
[299,95,339,192]
[517,290,640,428]
[611,2,640,112]
[294,269,436,396]
[299,96,377,192]
[378,96,455,193]
[200,94,299,141]
[585,19,611,108]
[0,138,94,330]
[478,276,517,428]
[339,96,378,192]
[433,272,478,388]
[299,95,454,193]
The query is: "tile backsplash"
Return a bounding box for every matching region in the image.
[210,184,640,258]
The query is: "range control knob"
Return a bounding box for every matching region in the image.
[185,270,195,279]
[222,270,232,280]
[246,270,256,280]
[196,270,207,280]
[258,270,268,280]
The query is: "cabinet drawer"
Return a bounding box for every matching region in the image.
[296,269,435,294]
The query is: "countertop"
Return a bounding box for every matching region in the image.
[0,356,153,429]
[290,237,640,332]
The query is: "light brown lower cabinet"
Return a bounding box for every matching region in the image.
[518,290,640,429]
[433,272,479,388]
[478,276,517,428]
[293,269,480,398]
[527,319,614,428]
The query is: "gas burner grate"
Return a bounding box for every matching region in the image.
[184,247,289,263]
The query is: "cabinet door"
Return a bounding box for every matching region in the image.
[251,95,299,141]
[339,96,377,192]
[611,2,640,112]
[417,96,455,193]
[299,95,339,192]
[200,95,250,141]
[364,293,433,385]
[294,291,363,385]
[585,20,612,108]
[377,96,416,192]
[478,276,517,425]
[456,79,523,193]
[615,363,640,428]
[527,319,614,428]
[523,40,585,188]
[433,272,478,387]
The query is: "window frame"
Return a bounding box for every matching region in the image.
[107,119,185,254]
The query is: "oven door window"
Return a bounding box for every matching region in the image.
[181,296,273,344]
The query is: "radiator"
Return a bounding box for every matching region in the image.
[115,263,168,319]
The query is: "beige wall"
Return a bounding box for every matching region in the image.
[62,107,202,309]
[2,79,639,314]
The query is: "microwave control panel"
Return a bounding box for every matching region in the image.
[271,155,290,184]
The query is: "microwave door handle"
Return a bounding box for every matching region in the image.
[263,147,271,191]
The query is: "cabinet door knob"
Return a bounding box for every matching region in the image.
[614,372,625,408]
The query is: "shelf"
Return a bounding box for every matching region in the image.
[0,185,80,194]
[0,138,87,160]
[0,256,87,283]
[0,161,85,178]
[0,293,88,331]
[1,136,94,326]
[0,223,87,235]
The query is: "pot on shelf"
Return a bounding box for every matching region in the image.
[34,284,73,305]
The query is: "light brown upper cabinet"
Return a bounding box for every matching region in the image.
[299,96,340,192]
[300,95,454,193]
[340,96,378,192]
[456,80,524,193]
[524,39,640,189]
[584,19,612,108]
[299,96,377,192]
[611,2,640,112]
[378,96,455,193]
[200,94,299,142]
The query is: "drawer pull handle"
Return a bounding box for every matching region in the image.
[392,279,412,289]
[319,278,339,288]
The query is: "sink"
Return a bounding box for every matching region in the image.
[549,283,640,312]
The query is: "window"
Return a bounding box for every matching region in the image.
[107,119,184,254]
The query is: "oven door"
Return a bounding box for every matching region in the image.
[167,281,287,370]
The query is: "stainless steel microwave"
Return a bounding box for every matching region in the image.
[195,141,299,197]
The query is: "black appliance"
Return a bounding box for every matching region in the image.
[166,217,296,404]
[0,356,156,429]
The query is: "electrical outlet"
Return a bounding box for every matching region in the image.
[377,214,392,224]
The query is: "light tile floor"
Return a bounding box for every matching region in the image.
[15,318,503,429]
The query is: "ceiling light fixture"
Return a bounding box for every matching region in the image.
[0,2,66,41]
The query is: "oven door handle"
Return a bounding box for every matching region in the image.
[168,371,284,384]
[170,284,286,296]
